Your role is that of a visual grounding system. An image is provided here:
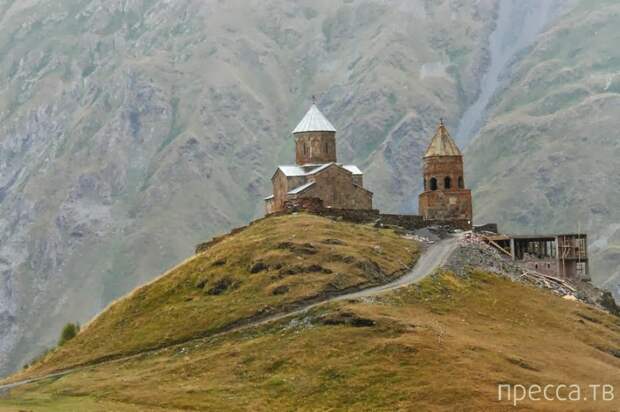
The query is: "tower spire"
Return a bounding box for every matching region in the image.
[292,104,336,134]
[424,119,462,158]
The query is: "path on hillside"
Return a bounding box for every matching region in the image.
[0,234,461,392]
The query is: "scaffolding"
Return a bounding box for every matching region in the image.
[484,233,589,280]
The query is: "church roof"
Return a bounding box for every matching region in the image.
[277,164,331,177]
[342,165,363,175]
[276,163,362,178]
[292,104,336,134]
[288,181,316,195]
[424,120,462,158]
[277,165,310,177]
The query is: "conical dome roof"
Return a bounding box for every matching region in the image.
[292,104,336,134]
[424,120,462,158]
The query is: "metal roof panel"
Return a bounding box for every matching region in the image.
[292,104,336,133]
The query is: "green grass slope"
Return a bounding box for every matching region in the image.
[1,271,619,411]
[13,214,419,378]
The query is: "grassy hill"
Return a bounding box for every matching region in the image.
[1,214,619,411]
[13,214,420,377]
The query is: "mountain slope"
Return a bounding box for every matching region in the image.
[0,0,499,375]
[3,0,619,382]
[1,265,619,410]
[467,0,620,298]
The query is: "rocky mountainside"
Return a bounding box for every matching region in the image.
[0,0,501,375]
[467,0,620,297]
[1,0,618,379]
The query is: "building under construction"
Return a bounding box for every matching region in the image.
[485,233,589,280]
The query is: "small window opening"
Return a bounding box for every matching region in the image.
[430,177,438,191]
[458,176,464,189]
[444,176,452,189]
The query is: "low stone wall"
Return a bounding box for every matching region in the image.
[279,198,472,230]
[321,208,381,224]
[379,214,425,230]
[425,218,472,231]
[380,216,471,231]
[474,223,499,234]
[283,198,326,213]
[281,199,380,223]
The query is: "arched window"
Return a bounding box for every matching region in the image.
[325,141,329,153]
[430,177,438,191]
[303,143,307,155]
[444,176,452,189]
[458,176,464,189]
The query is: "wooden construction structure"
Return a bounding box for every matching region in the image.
[484,233,589,280]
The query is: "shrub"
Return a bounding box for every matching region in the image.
[599,292,620,317]
[58,322,80,346]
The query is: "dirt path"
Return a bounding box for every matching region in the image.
[0,234,461,392]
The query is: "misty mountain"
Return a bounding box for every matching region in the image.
[1,0,617,378]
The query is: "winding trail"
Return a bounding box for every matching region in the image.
[0,234,461,392]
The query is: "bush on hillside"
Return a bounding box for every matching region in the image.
[58,322,80,346]
[599,292,620,317]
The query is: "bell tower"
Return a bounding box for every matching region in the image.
[293,104,337,165]
[419,120,473,223]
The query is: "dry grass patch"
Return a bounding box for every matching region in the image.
[15,213,418,378]
[3,271,619,411]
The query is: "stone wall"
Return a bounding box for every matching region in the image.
[522,257,559,277]
[422,155,465,190]
[299,164,373,210]
[474,223,499,233]
[419,153,473,222]
[269,170,290,213]
[278,198,471,230]
[379,214,425,230]
[295,131,337,164]
[283,197,326,213]
[352,174,363,187]
[424,218,472,231]
[419,189,473,221]
[283,199,380,223]
[264,197,275,215]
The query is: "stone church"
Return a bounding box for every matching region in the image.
[264,104,373,214]
[418,120,473,223]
